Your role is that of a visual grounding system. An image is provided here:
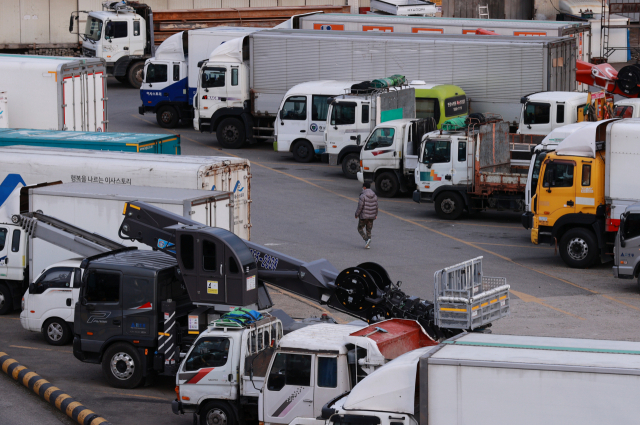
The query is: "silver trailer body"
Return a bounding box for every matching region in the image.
[28,183,233,280]
[248,30,576,124]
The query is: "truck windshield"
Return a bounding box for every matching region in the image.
[146,63,167,83]
[330,102,356,126]
[184,337,230,371]
[422,140,451,163]
[364,128,395,150]
[614,105,634,118]
[84,17,103,41]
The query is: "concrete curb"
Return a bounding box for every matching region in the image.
[0,352,112,425]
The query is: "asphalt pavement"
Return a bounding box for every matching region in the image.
[1,78,639,424]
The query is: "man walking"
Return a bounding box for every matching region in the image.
[355,182,378,249]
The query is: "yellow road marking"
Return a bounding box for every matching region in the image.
[94,390,169,401]
[8,345,72,353]
[510,290,585,320]
[130,115,632,318]
[412,219,522,229]
[472,242,554,250]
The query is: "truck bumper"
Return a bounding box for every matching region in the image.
[320,153,329,163]
[172,400,198,415]
[413,190,433,204]
[19,310,28,331]
[72,336,84,361]
[328,153,338,166]
[357,171,364,183]
[521,212,534,230]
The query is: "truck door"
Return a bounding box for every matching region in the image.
[309,95,333,152]
[1,227,24,282]
[27,267,74,329]
[0,227,8,282]
[178,336,234,399]
[199,66,229,120]
[103,20,130,63]
[122,276,155,339]
[263,352,314,425]
[330,101,358,154]
[521,102,551,135]
[141,61,170,107]
[313,356,339,418]
[179,234,227,304]
[362,126,399,172]
[278,95,309,151]
[539,159,576,223]
[76,269,123,352]
[417,138,452,192]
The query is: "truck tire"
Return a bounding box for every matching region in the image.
[127,62,145,89]
[375,172,399,198]
[115,75,128,84]
[559,228,598,268]
[102,342,143,389]
[42,318,71,346]
[156,106,179,128]
[216,118,246,149]
[292,140,314,163]
[200,401,237,425]
[0,283,12,315]
[434,192,464,220]
[341,153,360,179]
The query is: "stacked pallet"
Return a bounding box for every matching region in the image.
[152,5,351,43]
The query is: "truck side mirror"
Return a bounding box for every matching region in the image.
[279,109,284,120]
[620,214,627,247]
[28,282,34,294]
[197,60,205,68]
[105,22,113,39]
[69,16,74,33]
[356,134,362,146]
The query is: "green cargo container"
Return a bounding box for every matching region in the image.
[0,129,180,154]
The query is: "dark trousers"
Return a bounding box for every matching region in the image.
[358,219,374,240]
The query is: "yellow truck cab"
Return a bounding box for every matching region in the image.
[526,119,640,268]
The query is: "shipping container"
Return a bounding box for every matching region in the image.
[0,128,180,154]
[0,146,251,239]
[0,55,108,131]
[26,182,234,280]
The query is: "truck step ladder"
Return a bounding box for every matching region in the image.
[478,5,490,19]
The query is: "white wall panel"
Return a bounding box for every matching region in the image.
[0,1,21,44]
[20,0,50,44]
[194,0,222,6]
[222,0,250,6]
[169,0,195,9]
[50,0,78,44]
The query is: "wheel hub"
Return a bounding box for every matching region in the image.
[205,408,228,425]
[379,178,392,192]
[224,126,239,142]
[440,198,456,214]
[345,158,359,174]
[110,352,135,380]
[161,111,172,123]
[0,292,4,309]
[567,237,588,261]
[47,323,63,341]
[298,145,309,157]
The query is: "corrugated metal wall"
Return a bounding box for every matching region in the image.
[252,34,556,103]
[610,0,640,22]
[442,0,533,20]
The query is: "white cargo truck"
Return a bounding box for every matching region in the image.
[0,55,108,132]
[0,147,251,315]
[319,333,640,425]
[193,29,576,149]
[518,91,589,135]
[274,80,360,163]
[139,27,263,128]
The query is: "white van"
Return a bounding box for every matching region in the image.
[20,259,82,345]
[274,80,359,162]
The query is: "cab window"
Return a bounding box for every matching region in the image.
[362,104,370,124]
[267,353,312,391]
[202,240,217,271]
[457,141,467,162]
[145,63,167,83]
[185,337,230,371]
[123,278,152,310]
[133,21,141,36]
[623,214,640,240]
[282,96,307,120]
[85,271,120,303]
[416,98,439,121]
[524,103,550,124]
[202,67,225,88]
[173,64,180,82]
[106,21,127,39]
[317,357,337,388]
[614,105,634,118]
[556,104,565,123]
[312,95,331,121]
[542,162,573,188]
[32,267,73,294]
[364,128,395,150]
[422,140,451,164]
[330,102,356,125]
[11,229,20,252]
[231,68,239,86]
[582,164,591,186]
[0,228,6,250]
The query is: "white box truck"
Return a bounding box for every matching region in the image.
[192,29,576,149]
[316,333,640,425]
[0,55,108,132]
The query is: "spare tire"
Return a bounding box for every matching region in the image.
[616,64,640,96]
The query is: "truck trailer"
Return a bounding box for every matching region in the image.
[0,128,180,154]
[193,29,576,149]
[318,333,640,425]
[0,54,107,131]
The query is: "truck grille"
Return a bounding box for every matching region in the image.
[83,47,95,57]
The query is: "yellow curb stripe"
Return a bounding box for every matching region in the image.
[78,409,95,423]
[2,358,17,373]
[22,371,38,387]
[44,386,61,402]
[11,365,26,379]
[33,378,49,395]
[66,401,83,417]
[54,393,71,409]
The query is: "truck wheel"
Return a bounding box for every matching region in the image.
[292,140,314,163]
[341,153,360,179]
[156,106,179,128]
[115,75,128,84]
[216,118,246,149]
[375,172,399,198]
[127,62,145,89]
[0,283,12,315]
[434,192,464,220]
[42,318,71,346]
[200,401,237,425]
[102,342,143,389]
[559,228,598,268]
